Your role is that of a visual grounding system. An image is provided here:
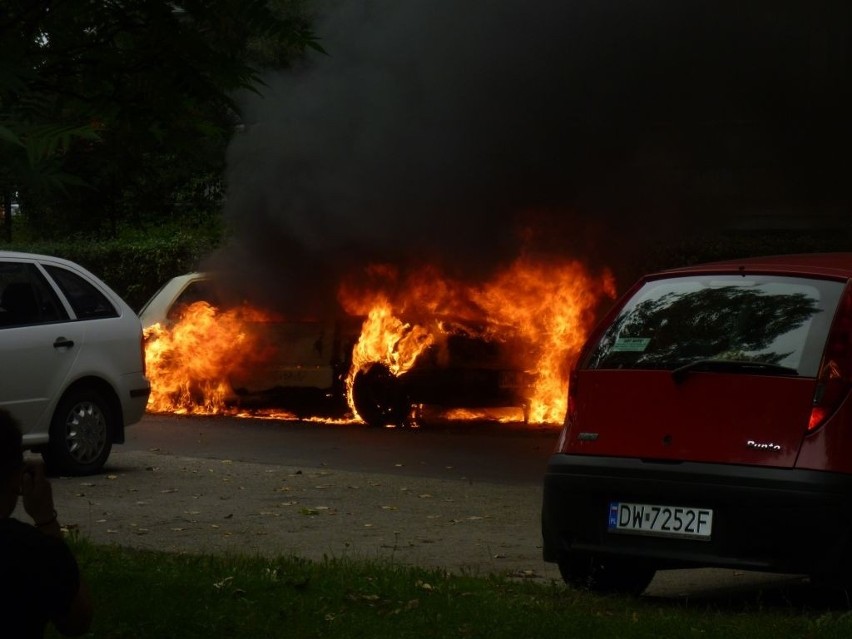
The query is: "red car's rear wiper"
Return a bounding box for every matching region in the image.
[671,359,798,384]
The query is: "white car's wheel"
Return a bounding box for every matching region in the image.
[43,388,114,476]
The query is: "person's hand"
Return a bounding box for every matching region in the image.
[20,460,56,525]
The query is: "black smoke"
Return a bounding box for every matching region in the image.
[214,0,851,314]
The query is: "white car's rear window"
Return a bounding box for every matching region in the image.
[44,265,118,320]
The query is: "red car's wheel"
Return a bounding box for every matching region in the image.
[558,553,656,596]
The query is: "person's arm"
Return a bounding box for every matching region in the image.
[21,461,94,636]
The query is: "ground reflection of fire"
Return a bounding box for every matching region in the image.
[143,257,615,426]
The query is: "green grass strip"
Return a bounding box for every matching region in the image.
[47,538,852,639]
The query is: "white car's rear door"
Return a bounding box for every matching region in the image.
[0,321,86,438]
[0,258,84,439]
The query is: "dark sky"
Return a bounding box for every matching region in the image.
[215,0,850,312]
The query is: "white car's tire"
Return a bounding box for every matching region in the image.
[43,388,114,476]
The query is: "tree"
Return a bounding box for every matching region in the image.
[0,0,319,241]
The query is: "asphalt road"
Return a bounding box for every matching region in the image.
[123,413,558,485]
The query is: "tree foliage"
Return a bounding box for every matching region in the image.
[0,0,319,241]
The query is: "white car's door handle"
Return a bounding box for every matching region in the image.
[53,337,75,349]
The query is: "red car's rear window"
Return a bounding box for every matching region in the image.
[584,274,845,378]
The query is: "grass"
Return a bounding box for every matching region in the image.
[44,537,852,639]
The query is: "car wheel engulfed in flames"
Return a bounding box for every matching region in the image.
[351,363,409,427]
[349,327,536,427]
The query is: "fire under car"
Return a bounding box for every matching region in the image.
[542,253,852,594]
[139,273,533,424]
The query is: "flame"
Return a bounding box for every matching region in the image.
[144,301,277,414]
[339,257,616,425]
[438,407,524,423]
[472,259,616,422]
[349,300,436,377]
[342,299,436,416]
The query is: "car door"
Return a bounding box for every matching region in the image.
[0,260,83,438]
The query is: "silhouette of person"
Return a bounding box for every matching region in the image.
[0,409,92,637]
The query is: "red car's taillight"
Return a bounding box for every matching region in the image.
[555,369,579,452]
[809,284,852,432]
[566,369,579,429]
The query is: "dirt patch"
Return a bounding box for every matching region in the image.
[16,448,798,597]
[21,449,559,582]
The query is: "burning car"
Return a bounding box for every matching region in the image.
[141,259,617,425]
[139,272,536,425]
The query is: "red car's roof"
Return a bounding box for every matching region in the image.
[654,252,852,280]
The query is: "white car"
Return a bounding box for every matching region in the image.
[0,251,150,475]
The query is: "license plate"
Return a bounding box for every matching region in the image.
[608,502,713,540]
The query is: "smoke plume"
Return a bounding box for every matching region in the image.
[215,0,848,313]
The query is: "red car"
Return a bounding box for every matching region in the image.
[542,253,852,594]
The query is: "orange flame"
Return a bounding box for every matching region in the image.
[342,300,436,415]
[144,301,276,414]
[349,299,436,377]
[472,259,616,423]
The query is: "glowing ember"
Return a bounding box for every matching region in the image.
[437,407,524,423]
